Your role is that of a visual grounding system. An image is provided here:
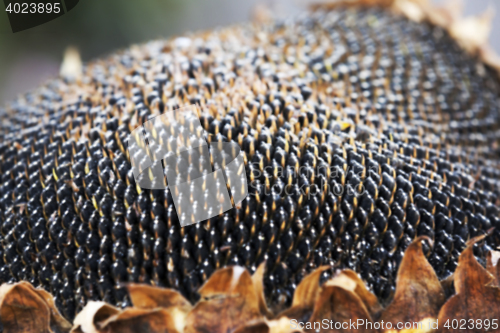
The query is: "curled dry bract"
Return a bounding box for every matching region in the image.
[437,235,500,333]
[184,266,263,333]
[379,236,446,331]
[0,282,71,333]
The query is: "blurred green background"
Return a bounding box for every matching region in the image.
[0,0,497,104]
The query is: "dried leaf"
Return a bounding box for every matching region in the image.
[279,266,330,321]
[393,0,427,22]
[277,303,312,323]
[0,282,71,333]
[252,262,274,318]
[233,320,269,333]
[308,286,374,333]
[438,0,463,22]
[127,284,192,332]
[455,234,494,293]
[72,296,182,333]
[480,46,500,78]
[127,284,191,310]
[234,317,304,333]
[33,288,73,333]
[422,0,463,27]
[252,4,273,24]
[99,308,180,333]
[0,283,50,333]
[292,266,330,309]
[379,236,446,331]
[449,7,494,53]
[60,47,82,80]
[184,266,262,333]
[487,250,500,287]
[437,235,500,333]
[325,270,382,319]
[440,273,455,299]
[71,301,120,333]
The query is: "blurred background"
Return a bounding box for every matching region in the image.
[0,0,498,104]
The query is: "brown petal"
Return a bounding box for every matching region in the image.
[233,320,269,333]
[184,266,262,333]
[33,288,72,333]
[480,45,500,79]
[437,234,500,333]
[233,317,305,333]
[379,236,446,330]
[252,4,273,24]
[486,250,500,287]
[454,234,494,294]
[291,266,330,308]
[325,270,382,319]
[0,282,51,333]
[127,284,191,310]
[252,262,274,318]
[71,301,120,333]
[392,0,427,23]
[99,308,180,333]
[277,303,313,324]
[428,0,463,27]
[307,286,374,333]
[279,266,330,321]
[127,284,192,332]
[448,7,494,53]
[0,282,71,333]
[440,273,455,299]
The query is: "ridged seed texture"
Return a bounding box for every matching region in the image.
[1,5,500,320]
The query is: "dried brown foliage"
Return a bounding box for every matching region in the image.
[325,270,382,318]
[2,237,500,332]
[487,250,500,287]
[184,266,263,333]
[307,285,374,333]
[437,235,500,333]
[379,236,446,330]
[0,282,71,333]
[279,266,331,321]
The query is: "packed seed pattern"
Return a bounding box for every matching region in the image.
[0,6,499,320]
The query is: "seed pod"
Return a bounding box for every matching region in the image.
[1,3,500,321]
